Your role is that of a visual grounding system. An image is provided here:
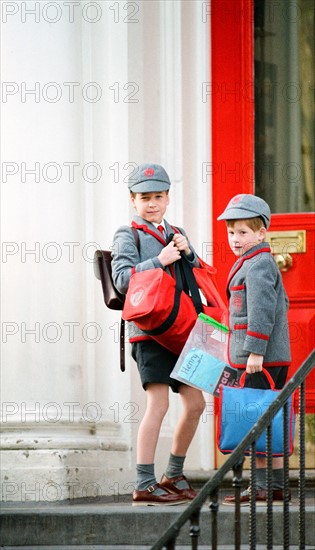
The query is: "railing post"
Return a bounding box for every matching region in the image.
[209,488,219,550]
[189,509,201,549]
[150,350,314,550]
[232,458,244,550]
[166,538,176,550]
[299,382,306,550]
[266,423,273,550]
[249,443,257,550]
[283,400,290,550]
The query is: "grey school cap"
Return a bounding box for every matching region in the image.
[217,194,271,229]
[128,163,171,193]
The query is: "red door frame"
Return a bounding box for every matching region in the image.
[211,0,255,466]
[211,0,314,415]
[211,0,254,296]
[211,0,315,418]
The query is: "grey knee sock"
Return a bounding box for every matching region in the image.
[165,453,185,478]
[254,468,284,491]
[165,454,189,489]
[272,468,284,490]
[136,464,165,495]
[256,468,267,490]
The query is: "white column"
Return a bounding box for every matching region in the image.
[180,0,214,472]
[1,0,214,503]
[0,1,133,502]
[155,0,214,477]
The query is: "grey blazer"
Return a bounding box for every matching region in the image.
[111,215,199,342]
[227,242,291,368]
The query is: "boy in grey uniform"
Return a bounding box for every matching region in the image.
[217,194,291,505]
[112,163,205,506]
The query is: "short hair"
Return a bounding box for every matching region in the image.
[226,216,265,231]
[130,190,169,198]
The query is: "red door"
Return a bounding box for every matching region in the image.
[211,0,315,414]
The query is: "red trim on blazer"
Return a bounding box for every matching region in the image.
[131,221,181,245]
[231,284,245,291]
[226,246,271,296]
[234,324,248,330]
[247,330,269,341]
[131,221,166,245]
[129,335,153,343]
[131,221,180,278]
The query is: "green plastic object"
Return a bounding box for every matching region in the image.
[198,312,229,333]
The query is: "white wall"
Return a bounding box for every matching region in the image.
[1,0,214,502]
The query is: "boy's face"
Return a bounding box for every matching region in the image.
[130,191,169,224]
[227,220,266,257]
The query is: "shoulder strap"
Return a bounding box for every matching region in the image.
[131,226,140,250]
[120,226,140,372]
[131,220,166,245]
[180,254,203,314]
[169,227,202,313]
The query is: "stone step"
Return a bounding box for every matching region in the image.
[2,547,315,550]
[1,489,314,547]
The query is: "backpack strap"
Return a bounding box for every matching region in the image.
[120,227,140,372]
[131,226,140,249]
[120,318,125,372]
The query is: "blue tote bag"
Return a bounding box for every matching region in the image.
[217,369,295,456]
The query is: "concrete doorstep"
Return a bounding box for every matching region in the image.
[0,488,314,547]
[2,547,315,550]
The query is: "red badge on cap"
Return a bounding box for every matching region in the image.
[144,168,155,177]
[231,195,242,204]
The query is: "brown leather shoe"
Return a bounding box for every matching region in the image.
[273,489,291,503]
[159,474,197,500]
[132,483,189,506]
[222,488,291,506]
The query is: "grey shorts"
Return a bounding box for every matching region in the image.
[131,340,182,393]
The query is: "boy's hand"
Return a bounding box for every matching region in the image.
[172,234,191,256]
[158,241,181,266]
[246,353,264,374]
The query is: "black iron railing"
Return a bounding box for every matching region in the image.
[151,349,315,550]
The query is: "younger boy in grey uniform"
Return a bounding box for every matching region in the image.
[111,163,205,506]
[217,194,291,505]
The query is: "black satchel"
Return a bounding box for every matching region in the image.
[94,250,125,310]
[94,228,140,371]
